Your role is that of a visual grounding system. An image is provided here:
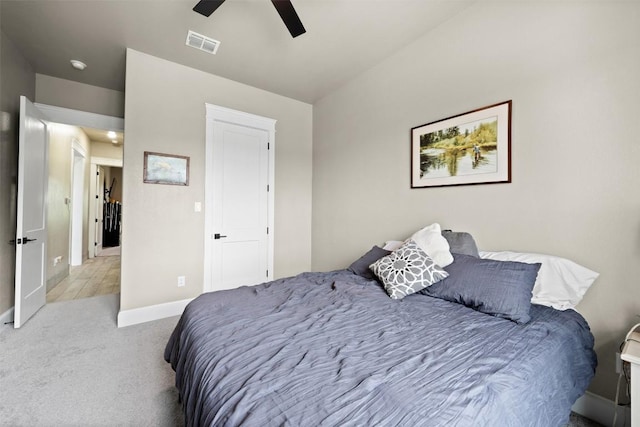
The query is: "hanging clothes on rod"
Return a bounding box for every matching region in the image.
[103,201,121,247]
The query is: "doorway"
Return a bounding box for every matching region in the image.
[36,105,123,304]
[95,165,105,256]
[15,99,125,327]
[50,137,124,304]
[99,165,122,253]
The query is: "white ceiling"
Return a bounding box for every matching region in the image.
[1,0,474,103]
[81,126,124,145]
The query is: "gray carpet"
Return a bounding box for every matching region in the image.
[0,294,602,427]
[568,412,605,427]
[0,294,183,426]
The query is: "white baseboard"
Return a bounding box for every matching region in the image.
[117,298,193,328]
[572,391,631,427]
[1,306,14,325]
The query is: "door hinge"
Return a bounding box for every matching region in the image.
[266,270,269,277]
[95,218,98,223]
[94,242,97,246]
[96,195,99,199]
[267,142,270,150]
[96,171,99,176]
[266,227,269,235]
[267,184,269,192]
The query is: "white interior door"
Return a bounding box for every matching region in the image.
[211,121,270,291]
[14,96,48,328]
[95,166,104,255]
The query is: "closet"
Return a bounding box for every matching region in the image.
[102,168,122,248]
[103,200,121,247]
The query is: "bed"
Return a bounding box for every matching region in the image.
[165,228,597,427]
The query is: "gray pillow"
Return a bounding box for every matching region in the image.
[442,230,480,257]
[370,240,448,300]
[347,246,391,280]
[422,253,540,324]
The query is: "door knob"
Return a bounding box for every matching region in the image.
[214,234,227,239]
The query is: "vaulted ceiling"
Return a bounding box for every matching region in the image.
[1,0,474,103]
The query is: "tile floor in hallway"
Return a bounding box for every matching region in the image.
[46,254,120,303]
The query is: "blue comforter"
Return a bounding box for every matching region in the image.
[165,270,596,426]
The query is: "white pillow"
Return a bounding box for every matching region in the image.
[479,251,599,310]
[382,240,404,251]
[410,223,454,267]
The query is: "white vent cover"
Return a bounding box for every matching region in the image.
[186,30,220,55]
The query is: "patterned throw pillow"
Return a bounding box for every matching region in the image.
[370,240,449,300]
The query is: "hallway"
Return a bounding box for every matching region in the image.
[46,255,120,303]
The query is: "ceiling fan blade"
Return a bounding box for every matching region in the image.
[193,0,226,17]
[271,0,306,38]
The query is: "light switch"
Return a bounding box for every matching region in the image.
[194,202,202,212]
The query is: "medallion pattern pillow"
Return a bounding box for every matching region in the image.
[370,239,448,300]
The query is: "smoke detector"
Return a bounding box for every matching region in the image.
[70,59,87,70]
[186,30,220,55]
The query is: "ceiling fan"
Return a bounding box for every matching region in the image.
[193,0,306,38]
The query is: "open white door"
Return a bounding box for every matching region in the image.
[14,96,48,328]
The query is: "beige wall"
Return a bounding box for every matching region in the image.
[46,125,70,287]
[312,1,640,400]
[79,139,91,262]
[46,124,92,289]
[91,141,123,160]
[121,49,312,310]
[36,74,124,118]
[0,30,36,315]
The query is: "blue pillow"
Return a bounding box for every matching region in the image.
[348,246,391,280]
[422,253,541,324]
[441,230,480,257]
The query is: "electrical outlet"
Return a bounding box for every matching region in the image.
[615,352,622,373]
[177,276,186,287]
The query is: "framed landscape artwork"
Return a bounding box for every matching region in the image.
[143,151,190,186]
[411,100,511,188]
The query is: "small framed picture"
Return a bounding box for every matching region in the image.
[143,151,190,186]
[411,100,511,188]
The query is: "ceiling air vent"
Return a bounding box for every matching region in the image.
[186,30,220,55]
